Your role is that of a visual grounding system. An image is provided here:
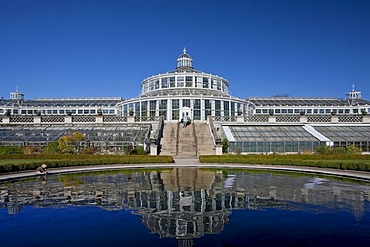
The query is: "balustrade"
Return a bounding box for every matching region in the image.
[103,116,128,123]
[41,116,65,123]
[0,114,369,125]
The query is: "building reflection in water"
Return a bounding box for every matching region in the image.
[123,169,231,243]
[1,168,370,244]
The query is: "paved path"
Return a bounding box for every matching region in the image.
[1,160,370,182]
[174,158,200,165]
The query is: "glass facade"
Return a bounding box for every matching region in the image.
[203,77,209,88]
[185,76,193,87]
[224,101,229,116]
[229,141,323,153]
[149,100,156,116]
[135,102,140,116]
[170,77,175,87]
[194,99,201,120]
[231,102,235,116]
[227,125,326,153]
[159,100,167,119]
[172,99,179,120]
[182,99,190,108]
[141,101,148,117]
[161,77,168,88]
[215,100,221,116]
[141,75,228,95]
[123,97,243,120]
[177,76,184,87]
[204,100,211,120]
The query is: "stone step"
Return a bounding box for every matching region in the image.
[160,122,179,156]
[160,122,216,157]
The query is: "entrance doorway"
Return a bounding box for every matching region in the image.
[180,107,192,121]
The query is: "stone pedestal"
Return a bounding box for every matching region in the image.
[34,116,41,124]
[150,143,158,155]
[65,116,72,124]
[2,116,10,124]
[96,115,103,124]
[268,116,276,123]
[128,115,135,123]
[237,116,244,123]
[299,115,307,123]
[363,115,370,123]
[215,144,222,155]
[331,115,339,123]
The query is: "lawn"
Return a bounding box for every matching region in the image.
[0,154,174,173]
[199,154,370,171]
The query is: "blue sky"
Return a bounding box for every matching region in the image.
[1,0,369,99]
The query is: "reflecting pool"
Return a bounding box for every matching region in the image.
[1,168,370,246]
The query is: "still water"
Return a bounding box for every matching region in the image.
[1,168,370,247]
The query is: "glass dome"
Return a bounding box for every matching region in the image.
[176,48,193,70]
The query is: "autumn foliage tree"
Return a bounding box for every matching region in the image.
[58,132,85,153]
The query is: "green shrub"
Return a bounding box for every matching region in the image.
[129,146,148,155]
[199,154,370,172]
[43,141,61,154]
[315,146,332,155]
[315,145,363,155]
[0,154,174,173]
[0,146,23,154]
[345,145,362,155]
[222,139,229,154]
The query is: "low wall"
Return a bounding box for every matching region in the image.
[1,114,370,125]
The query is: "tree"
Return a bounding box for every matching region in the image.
[222,138,229,154]
[43,141,61,154]
[72,132,84,142]
[58,135,73,153]
[58,132,85,153]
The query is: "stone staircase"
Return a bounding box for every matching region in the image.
[177,123,197,158]
[159,122,178,156]
[160,121,215,158]
[194,123,215,155]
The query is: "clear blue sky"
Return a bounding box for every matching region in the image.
[1,0,369,99]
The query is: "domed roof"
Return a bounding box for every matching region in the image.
[176,48,193,71]
[177,48,192,60]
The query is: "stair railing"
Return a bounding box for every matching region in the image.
[207,115,221,146]
[176,121,180,156]
[192,122,198,157]
[150,115,164,155]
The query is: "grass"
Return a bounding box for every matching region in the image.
[199,154,370,172]
[0,154,174,173]
[0,159,41,165]
[1,153,370,174]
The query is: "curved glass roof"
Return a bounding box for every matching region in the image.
[228,125,319,142]
[0,124,150,143]
[248,97,370,107]
[1,98,122,108]
[312,126,370,142]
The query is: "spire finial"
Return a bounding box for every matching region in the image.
[352,84,355,92]
[183,47,187,54]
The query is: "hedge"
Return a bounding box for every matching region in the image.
[199,154,370,172]
[0,154,174,173]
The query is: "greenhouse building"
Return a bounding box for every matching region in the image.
[1,49,370,154]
